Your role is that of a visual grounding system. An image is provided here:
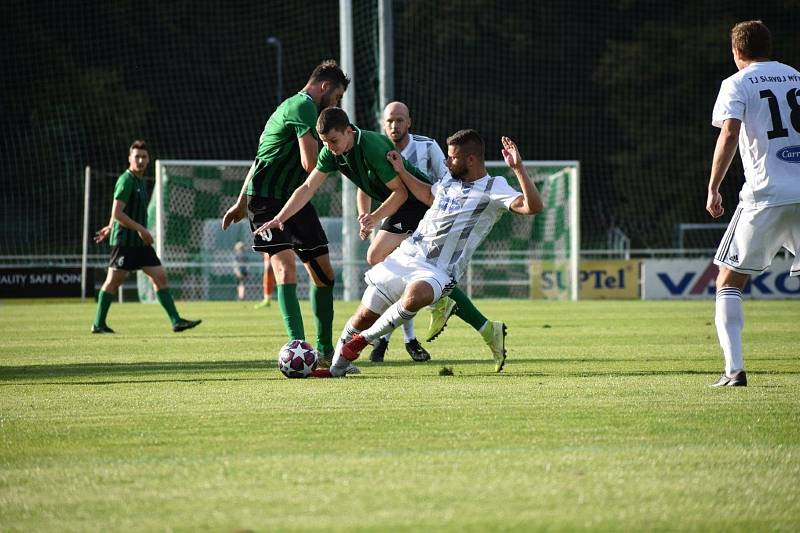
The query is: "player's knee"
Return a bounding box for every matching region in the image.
[101,279,120,293]
[402,281,435,311]
[271,257,296,283]
[716,267,748,291]
[307,257,335,287]
[314,274,335,288]
[353,306,379,330]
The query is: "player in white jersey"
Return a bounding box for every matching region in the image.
[707,20,800,387]
[315,131,543,378]
[367,102,502,365]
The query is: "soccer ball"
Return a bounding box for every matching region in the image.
[278,340,318,378]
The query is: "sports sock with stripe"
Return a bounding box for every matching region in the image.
[362,302,417,343]
[331,321,361,376]
[715,287,744,375]
[402,320,416,342]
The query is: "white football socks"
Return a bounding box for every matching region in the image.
[363,302,417,343]
[402,320,416,342]
[715,287,744,376]
[380,320,416,344]
[331,320,361,377]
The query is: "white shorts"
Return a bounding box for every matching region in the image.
[714,203,800,276]
[362,252,456,313]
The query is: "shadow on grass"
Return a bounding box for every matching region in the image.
[3,359,797,386]
[0,360,271,383]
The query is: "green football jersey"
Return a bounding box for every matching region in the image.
[110,170,149,247]
[316,126,431,202]
[247,91,318,199]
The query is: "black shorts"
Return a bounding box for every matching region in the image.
[109,246,162,271]
[248,196,329,262]
[380,199,429,235]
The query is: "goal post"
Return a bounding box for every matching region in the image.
[148,158,579,302]
[147,159,366,302]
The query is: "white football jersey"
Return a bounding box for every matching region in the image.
[397,172,521,282]
[712,61,800,207]
[401,134,448,183]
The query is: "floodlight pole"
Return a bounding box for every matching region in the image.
[267,36,283,106]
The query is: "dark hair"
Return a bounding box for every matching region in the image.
[731,20,772,59]
[309,59,351,90]
[446,129,485,160]
[129,140,147,154]
[317,107,351,135]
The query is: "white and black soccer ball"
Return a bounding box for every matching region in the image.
[278,340,318,378]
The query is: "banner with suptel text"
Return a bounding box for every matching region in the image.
[641,258,800,299]
[530,260,641,300]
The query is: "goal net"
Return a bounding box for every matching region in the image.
[478,161,579,300]
[145,159,578,301]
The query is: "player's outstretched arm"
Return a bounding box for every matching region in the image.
[502,136,543,215]
[386,151,433,206]
[253,169,328,233]
[706,118,741,219]
[361,176,408,231]
[223,161,258,230]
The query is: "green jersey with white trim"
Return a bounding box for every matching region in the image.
[316,126,431,202]
[247,91,318,199]
[110,170,149,247]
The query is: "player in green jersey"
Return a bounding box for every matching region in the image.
[252,106,428,262]
[253,107,444,362]
[222,60,350,365]
[91,140,201,334]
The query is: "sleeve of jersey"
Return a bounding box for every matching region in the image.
[490,177,523,210]
[403,159,432,184]
[287,99,317,138]
[429,143,449,182]
[112,174,133,203]
[711,78,745,128]
[315,147,336,173]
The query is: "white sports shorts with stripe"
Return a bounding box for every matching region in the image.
[714,202,800,276]
[361,251,457,313]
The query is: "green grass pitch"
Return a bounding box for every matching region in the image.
[1,299,798,531]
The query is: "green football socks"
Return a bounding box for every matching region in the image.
[277,283,305,341]
[449,287,489,332]
[310,284,334,354]
[94,290,114,327]
[156,288,181,325]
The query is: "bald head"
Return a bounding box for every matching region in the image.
[383,101,412,148]
[383,101,410,120]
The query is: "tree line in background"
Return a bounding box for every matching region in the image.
[2,0,798,251]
